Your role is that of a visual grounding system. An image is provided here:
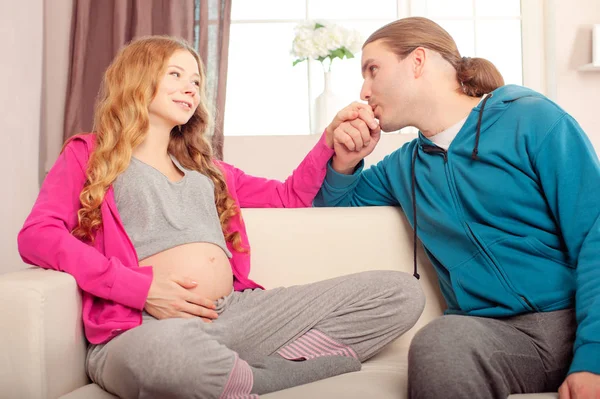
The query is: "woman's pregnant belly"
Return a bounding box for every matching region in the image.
[140,242,233,301]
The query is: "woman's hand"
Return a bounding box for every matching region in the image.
[325,102,378,149]
[144,272,219,322]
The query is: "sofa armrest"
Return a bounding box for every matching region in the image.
[0,267,88,399]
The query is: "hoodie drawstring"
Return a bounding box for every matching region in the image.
[472,93,493,160]
[411,145,420,280]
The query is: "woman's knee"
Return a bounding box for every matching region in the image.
[363,270,425,325]
[94,319,235,398]
[354,270,423,297]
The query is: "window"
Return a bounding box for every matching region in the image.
[224,0,543,136]
[411,0,523,86]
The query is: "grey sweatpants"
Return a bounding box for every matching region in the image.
[408,308,576,399]
[87,270,424,399]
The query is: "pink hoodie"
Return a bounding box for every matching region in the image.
[18,133,334,344]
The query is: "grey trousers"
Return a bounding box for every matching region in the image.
[408,308,576,399]
[87,270,425,399]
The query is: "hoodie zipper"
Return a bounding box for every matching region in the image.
[432,146,535,312]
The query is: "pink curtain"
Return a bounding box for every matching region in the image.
[195,0,232,160]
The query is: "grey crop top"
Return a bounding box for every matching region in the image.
[113,155,232,260]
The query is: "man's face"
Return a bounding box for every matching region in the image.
[360,40,418,132]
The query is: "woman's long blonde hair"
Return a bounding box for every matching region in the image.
[364,17,504,97]
[71,36,243,251]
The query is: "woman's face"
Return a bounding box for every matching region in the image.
[148,50,201,130]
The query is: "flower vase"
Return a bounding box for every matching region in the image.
[312,71,342,135]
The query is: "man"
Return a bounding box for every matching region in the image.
[318,17,600,399]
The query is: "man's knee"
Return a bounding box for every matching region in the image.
[408,316,476,398]
[409,315,485,363]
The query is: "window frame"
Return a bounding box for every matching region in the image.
[199,0,547,135]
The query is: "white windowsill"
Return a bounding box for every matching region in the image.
[578,63,600,71]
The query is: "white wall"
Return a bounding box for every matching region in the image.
[0,0,44,274]
[551,0,600,150]
[42,0,73,174]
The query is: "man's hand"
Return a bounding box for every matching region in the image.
[558,372,600,399]
[325,102,381,174]
[331,117,381,174]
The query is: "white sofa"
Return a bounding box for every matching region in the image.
[0,207,558,399]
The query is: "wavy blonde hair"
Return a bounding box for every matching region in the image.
[71,36,244,251]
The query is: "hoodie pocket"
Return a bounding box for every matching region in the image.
[487,236,575,312]
[450,251,530,314]
[524,237,572,268]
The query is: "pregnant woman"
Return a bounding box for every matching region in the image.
[18,35,424,398]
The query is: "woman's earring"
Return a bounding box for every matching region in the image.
[178,125,182,133]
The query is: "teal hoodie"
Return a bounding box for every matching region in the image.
[314,85,600,375]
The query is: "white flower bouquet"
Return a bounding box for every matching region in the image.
[291,21,363,71]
